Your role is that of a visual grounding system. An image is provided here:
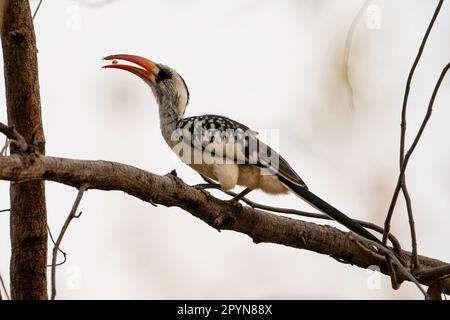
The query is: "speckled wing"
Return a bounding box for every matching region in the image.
[176,114,252,165]
[176,114,308,189]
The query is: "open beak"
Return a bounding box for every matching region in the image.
[102,54,159,85]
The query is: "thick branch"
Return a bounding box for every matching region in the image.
[0,154,449,294]
[417,265,450,283]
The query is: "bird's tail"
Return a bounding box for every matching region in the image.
[277,175,384,246]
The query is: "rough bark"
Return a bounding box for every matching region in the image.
[0,154,448,295]
[0,0,8,33]
[1,0,47,299]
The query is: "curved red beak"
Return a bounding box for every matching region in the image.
[102,54,159,85]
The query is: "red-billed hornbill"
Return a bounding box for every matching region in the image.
[102,54,385,246]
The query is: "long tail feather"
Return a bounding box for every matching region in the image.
[278,175,383,245]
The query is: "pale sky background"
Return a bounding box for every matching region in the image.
[1,0,450,299]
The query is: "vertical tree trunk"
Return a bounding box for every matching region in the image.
[1,0,47,299]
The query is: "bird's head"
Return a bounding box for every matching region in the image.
[102,54,189,119]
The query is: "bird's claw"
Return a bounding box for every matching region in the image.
[166,169,177,177]
[194,183,221,190]
[149,199,157,207]
[227,198,243,211]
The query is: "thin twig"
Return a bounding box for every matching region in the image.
[0,137,9,156]
[353,238,385,262]
[0,208,10,213]
[0,271,10,300]
[395,0,444,272]
[0,123,28,153]
[343,0,372,110]
[383,62,450,244]
[402,183,418,271]
[386,256,401,290]
[32,0,43,20]
[199,174,403,253]
[51,184,88,300]
[350,232,428,299]
[400,0,443,166]
[47,224,67,267]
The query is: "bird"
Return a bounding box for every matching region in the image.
[102,54,385,247]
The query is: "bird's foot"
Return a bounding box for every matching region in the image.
[149,199,157,207]
[227,197,241,205]
[227,197,244,215]
[227,188,252,205]
[194,182,221,190]
[166,169,178,177]
[228,200,243,213]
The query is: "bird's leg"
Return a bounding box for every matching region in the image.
[198,172,252,204]
[194,182,221,190]
[194,174,221,189]
[229,188,253,204]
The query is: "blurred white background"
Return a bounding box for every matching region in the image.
[1,0,449,299]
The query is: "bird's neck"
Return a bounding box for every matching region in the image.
[158,100,184,145]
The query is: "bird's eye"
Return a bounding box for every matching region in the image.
[156,69,172,82]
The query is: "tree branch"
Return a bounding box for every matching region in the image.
[417,265,450,283]
[199,174,403,254]
[0,153,449,294]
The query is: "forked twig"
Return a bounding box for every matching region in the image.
[51,184,88,300]
[392,0,444,272]
[383,62,450,246]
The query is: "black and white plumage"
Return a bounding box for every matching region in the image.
[103,54,384,246]
[176,114,308,192]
